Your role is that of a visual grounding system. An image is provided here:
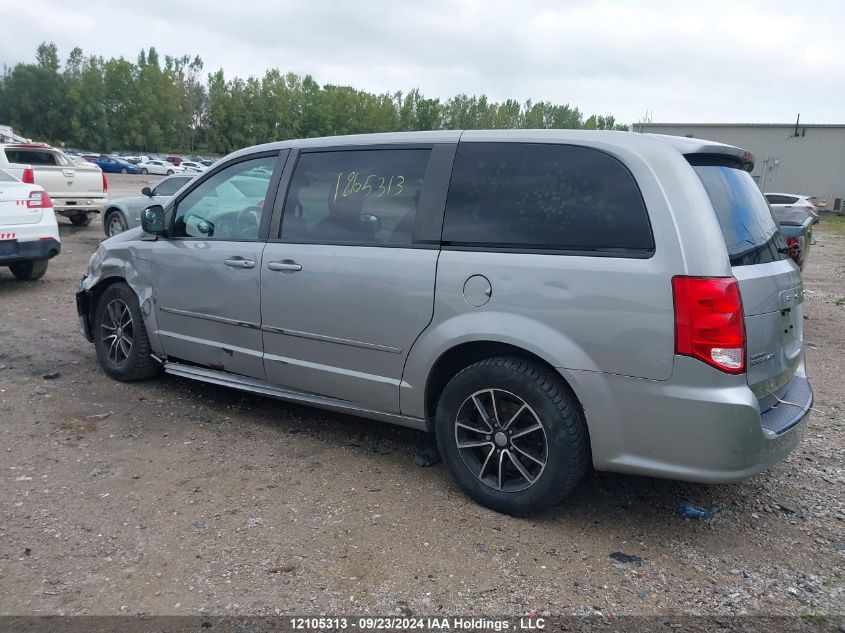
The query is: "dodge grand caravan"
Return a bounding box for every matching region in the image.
[76,130,812,516]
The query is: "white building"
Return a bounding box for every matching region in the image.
[632,122,845,212]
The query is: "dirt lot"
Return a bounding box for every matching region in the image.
[1,174,843,617]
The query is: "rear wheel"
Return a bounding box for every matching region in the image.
[104,211,128,237]
[93,283,160,381]
[9,259,48,281]
[435,357,589,516]
[121,168,128,174]
[166,169,174,175]
[69,213,91,227]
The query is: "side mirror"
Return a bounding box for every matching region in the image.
[141,186,153,197]
[142,205,167,235]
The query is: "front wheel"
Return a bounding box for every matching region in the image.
[69,213,91,227]
[9,259,48,281]
[140,168,148,175]
[121,168,128,174]
[104,211,128,237]
[435,357,589,516]
[93,283,160,381]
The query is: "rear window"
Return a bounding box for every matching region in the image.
[692,163,787,266]
[4,149,58,166]
[442,143,654,255]
[0,169,17,182]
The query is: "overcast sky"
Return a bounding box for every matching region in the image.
[2,0,843,124]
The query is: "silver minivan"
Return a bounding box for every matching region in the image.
[76,130,812,515]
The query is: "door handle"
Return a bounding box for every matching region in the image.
[267,260,302,272]
[224,257,255,269]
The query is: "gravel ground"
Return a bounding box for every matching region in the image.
[0,174,843,618]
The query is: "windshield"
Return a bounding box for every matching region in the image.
[692,163,788,267]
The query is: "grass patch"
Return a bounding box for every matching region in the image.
[835,298,845,307]
[819,214,845,235]
[800,613,828,625]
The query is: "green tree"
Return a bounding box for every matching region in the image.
[0,42,628,154]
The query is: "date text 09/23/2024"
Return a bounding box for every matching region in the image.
[290,616,546,631]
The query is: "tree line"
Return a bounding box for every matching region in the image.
[0,42,627,155]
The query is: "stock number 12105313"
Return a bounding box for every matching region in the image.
[333,171,405,201]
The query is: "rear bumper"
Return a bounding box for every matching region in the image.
[564,355,811,483]
[53,198,105,215]
[0,238,61,264]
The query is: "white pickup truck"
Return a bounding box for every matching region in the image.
[0,143,107,226]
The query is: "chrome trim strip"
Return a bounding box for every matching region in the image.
[163,362,426,431]
[262,352,399,386]
[260,325,402,354]
[159,306,260,330]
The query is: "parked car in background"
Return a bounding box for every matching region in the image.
[0,168,60,280]
[765,193,819,270]
[123,155,150,165]
[0,143,107,226]
[139,159,183,176]
[199,159,214,167]
[77,130,811,516]
[91,156,141,174]
[179,160,206,173]
[165,156,183,166]
[765,193,819,219]
[101,173,195,237]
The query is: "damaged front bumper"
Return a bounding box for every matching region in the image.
[76,275,93,342]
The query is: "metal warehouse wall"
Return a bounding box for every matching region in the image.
[632,123,845,208]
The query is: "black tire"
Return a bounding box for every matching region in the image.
[9,259,48,281]
[140,168,148,175]
[166,169,174,175]
[121,168,128,174]
[93,282,160,381]
[104,210,128,237]
[435,357,589,516]
[69,213,91,227]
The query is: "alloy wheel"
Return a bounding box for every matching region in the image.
[100,299,134,365]
[454,388,548,492]
[107,215,125,237]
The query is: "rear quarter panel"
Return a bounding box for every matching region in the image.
[400,134,722,419]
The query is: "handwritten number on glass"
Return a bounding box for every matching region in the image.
[333,172,404,202]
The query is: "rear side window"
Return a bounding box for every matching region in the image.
[281,149,431,245]
[765,194,798,205]
[153,177,191,197]
[442,143,654,255]
[0,169,17,182]
[692,163,787,267]
[4,149,58,166]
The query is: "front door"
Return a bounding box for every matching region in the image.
[151,153,283,378]
[260,146,447,413]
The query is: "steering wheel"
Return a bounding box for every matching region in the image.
[237,206,261,236]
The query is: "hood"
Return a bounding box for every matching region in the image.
[103,225,144,245]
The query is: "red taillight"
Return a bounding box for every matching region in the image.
[787,236,804,266]
[672,276,746,374]
[26,190,53,208]
[22,168,35,184]
[101,171,108,193]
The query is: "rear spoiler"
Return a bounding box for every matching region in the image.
[646,134,755,172]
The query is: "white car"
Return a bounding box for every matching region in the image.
[765,192,819,219]
[138,159,184,176]
[0,168,60,280]
[179,160,206,173]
